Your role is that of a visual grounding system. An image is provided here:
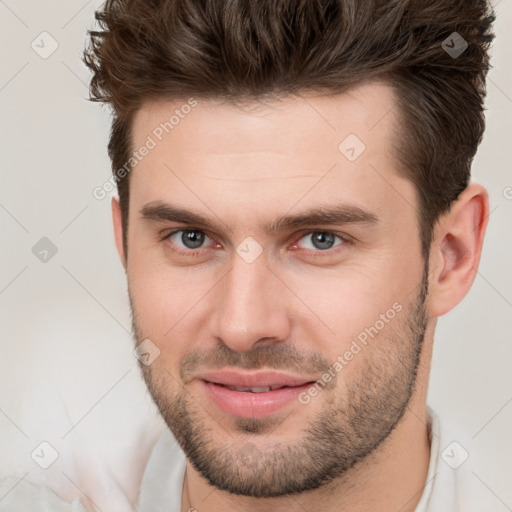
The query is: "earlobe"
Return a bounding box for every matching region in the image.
[427,183,489,318]
[111,196,127,270]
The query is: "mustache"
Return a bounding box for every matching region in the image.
[178,343,331,383]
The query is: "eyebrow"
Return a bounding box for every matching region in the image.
[140,201,380,235]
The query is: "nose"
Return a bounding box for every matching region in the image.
[211,250,291,352]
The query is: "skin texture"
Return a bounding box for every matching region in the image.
[112,82,489,512]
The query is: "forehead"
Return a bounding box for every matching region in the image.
[128,82,417,234]
[132,82,397,159]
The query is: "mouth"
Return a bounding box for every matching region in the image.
[210,382,309,393]
[200,378,316,419]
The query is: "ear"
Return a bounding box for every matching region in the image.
[111,196,127,270]
[426,183,489,318]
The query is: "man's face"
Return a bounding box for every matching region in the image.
[121,83,430,497]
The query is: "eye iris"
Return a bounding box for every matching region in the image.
[312,232,335,250]
[182,230,205,249]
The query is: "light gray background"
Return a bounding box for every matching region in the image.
[1,0,511,509]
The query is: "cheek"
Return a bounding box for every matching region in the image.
[127,254,205,340]
[290,257,417,352]
[129,269,203,375]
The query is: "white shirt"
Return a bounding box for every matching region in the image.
[0,407,500,511]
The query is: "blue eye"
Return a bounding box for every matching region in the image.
[167,229,213,250]
[296,231,346,251]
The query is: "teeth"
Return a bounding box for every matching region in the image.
[225,385,285,393]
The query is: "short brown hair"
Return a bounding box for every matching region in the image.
[83,0,495,260]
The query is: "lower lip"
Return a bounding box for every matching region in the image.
[201,380,313,418]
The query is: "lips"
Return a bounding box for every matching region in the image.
[197,370,316,389]
[200,379,315,418]
[196,370,318,418]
